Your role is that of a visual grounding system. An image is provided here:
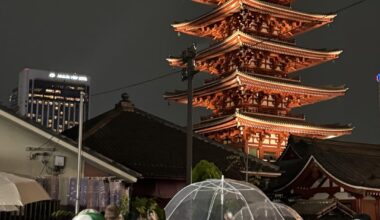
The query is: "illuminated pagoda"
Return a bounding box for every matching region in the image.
[165,0,353,160]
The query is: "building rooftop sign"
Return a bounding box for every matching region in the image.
[49,72,88,82]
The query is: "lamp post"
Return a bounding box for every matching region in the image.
[75,91,85,214]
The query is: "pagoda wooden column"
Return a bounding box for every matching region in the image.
[376,197,380,220]
[355,195,364,214]
[243,127,249,155]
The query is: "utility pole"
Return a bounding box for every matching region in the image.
[75,91,85,214]
[180,43,198,185]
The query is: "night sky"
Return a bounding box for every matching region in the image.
[0,0,378,144]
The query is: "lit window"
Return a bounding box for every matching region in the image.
[249,148,258,157]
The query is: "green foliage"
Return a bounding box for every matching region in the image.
[51,210,75,219]
[192,160,222,183]
[130,197,165,220]
[118,195,129,218]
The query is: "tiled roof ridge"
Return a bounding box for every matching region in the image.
[83,109,122,141]
[293,136,380,150]
[122,105,279,171]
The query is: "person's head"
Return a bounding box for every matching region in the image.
[104,204,120,220]
[224,211,233,220]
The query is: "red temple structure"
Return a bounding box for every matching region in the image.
[165,0,353,160]
[273,137,380,219]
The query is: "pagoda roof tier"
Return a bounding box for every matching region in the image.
[167,31,342,75]
[193,0,293,7]
[174,0,335,40]
[164,70,347,107]
[194,111,353,139]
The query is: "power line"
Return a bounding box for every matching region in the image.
[329,0,367,14]
[91,70,181,97]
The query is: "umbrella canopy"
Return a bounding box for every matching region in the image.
[0,172,51,207]
[165,177,302,220]
[73,209,105,220]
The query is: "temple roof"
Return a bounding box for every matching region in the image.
[164,70,347,107]
[193,0,294,7]
[168,31,342,74]
[274,137,380,193]
[291,199,356,218]
[195,111,353,139]
[174,0,335,39]
[62,97,279,180]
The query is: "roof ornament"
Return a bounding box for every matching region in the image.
[119,93,135,112]
[237,76,242,85]
[237,34,243,46]
[121,93,130,101]
[238,0,244,10]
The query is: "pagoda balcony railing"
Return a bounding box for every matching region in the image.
[201,108,305,121]
[240,108,306,120]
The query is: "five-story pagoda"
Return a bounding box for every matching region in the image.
[165,0,353,160]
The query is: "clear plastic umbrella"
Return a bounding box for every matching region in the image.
[0,172,51,210]
[165,176,302,220]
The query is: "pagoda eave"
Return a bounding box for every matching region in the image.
[164,70,347,107]
[197,31,342,60]
[168,32,341,75]
[174,0,335,40]
[192,0,294,7]
[192,0,220,6]
[195,112,353,139]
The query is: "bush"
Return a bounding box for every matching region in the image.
[192,160,222,183]
[130,197,165,220]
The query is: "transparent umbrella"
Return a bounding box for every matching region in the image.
[165,177,302,220]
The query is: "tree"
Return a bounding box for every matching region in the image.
[192,160,222,183]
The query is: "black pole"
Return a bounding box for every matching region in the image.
[180,43,197,185]
[186,72,193,185]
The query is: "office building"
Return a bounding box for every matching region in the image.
[14,68,90,133]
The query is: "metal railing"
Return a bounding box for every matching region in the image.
[0,200,60,220]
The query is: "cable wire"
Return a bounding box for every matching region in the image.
[91,70,181,97]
